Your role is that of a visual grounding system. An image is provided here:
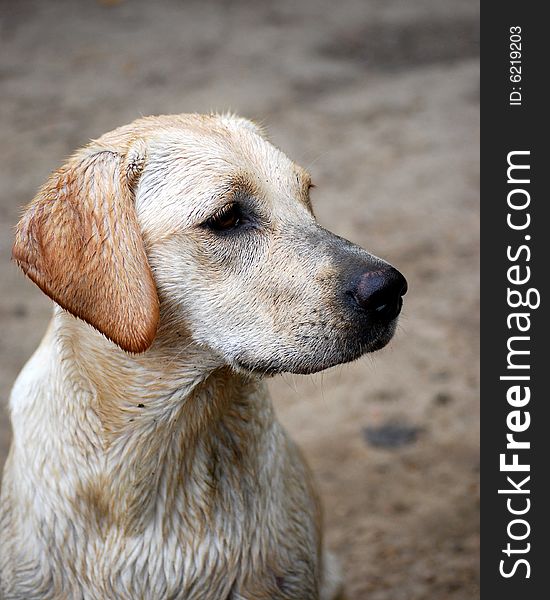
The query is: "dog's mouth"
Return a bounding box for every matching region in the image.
[232,319,398,377]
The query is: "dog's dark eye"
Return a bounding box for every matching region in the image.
[205,203,242,232]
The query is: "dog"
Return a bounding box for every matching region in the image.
[0,114,407,599]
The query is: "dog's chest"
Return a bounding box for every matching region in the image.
[3,466,318,600]
[80,489,317,600]
[2,364,320,599]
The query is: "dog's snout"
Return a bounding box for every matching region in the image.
[347,267,408,322]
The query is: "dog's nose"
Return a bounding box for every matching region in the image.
[347,267,408,321]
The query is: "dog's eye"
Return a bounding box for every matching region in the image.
[205,203,242,232]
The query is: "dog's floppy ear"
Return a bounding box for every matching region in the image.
[12,143,159,353]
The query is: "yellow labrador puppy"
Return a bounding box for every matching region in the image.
[0,114,407,599]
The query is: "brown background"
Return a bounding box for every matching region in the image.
[0,1,479,598]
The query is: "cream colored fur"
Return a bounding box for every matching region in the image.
[0,114,400,599]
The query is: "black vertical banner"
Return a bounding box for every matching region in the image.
[482,2,550,598]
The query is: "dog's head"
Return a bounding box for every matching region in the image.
[13,114,406,375]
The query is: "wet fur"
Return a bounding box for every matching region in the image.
[0,114,396,598]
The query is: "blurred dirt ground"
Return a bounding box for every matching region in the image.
[0,1,480,598]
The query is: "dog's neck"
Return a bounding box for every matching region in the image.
[30,309,271,533]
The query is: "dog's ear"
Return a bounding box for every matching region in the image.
[12,143,159,353]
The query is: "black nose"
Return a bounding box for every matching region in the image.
[347,267,408,322]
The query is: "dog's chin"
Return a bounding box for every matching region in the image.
[232,322,398,377]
